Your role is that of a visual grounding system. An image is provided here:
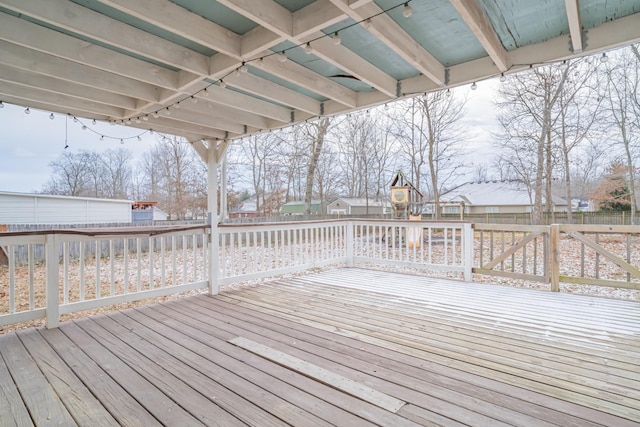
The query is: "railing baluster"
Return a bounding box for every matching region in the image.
[28,244,34,310]
[124,238,129,294]
[63,241,69,304]
[9,245,15,313]
[149,236,154,290]
[80,242,85,301]
[161,236,166,288]
[95,240,101,299]
[109,239,115,296]
[137,238,142,292]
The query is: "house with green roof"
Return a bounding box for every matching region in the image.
[280,200,322,215]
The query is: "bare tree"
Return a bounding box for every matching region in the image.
[100,148,133,199]
[553,58,601,222]
[240,133,282,216]
[42,151,93,196]
[600,46,639,223]
[495,64,570,224]
[301,117,331,214]
[391,92,468,219]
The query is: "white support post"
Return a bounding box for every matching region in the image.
[346,221,354,268]
[221,149,228,221]
[463,223,473,282]
[208,142,220,295]
[45,233,60,328]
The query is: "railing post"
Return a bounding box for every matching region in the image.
[550,224,560,292]
[209,216,220,295]
[463,223,473,282]
[346,221,354,268]
[45,233,60,328]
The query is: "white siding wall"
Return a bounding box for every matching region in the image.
[0,192,132,224]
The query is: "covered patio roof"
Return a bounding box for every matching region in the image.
[0,0,639,151]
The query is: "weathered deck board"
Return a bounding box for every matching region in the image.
[0,267,639,426]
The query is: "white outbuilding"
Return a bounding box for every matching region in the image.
[0,191,132,225]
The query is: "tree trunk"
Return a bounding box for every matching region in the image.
[304,118,330,214]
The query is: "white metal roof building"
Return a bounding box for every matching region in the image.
[439,181,568,214]
[0,191,133,225]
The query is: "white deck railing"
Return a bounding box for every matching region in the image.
[0,225,209,328]
[10,219,635,329]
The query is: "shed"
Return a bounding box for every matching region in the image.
[280,200,322,215]
[0,191,133,225]
[437,182,568,214]
[326,198,389,215]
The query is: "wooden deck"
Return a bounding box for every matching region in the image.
[1,268,639,426]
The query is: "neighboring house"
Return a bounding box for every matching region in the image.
[435,181,568,215]
[326,198,390,215]
[131,201,168,222]
[571,198,596,212]
[229,196,258,219]
[280,200,322,215]
[0,191,133,225]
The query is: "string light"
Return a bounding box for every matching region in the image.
[499,73,506,82]
[333,32,342,45]
[239,62,248,73]
[278,52,288,62]
[402,3,413,18]
[304,42,313,54]
[471,82,477,90]
[0,101,4,108]
[24,107,30,114]
[92,119,97,125]
[49,113,55,120]
[219,80,226,88]
[600,52,608,63]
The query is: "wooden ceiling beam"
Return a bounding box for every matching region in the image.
[0,65,138,110]
[0,41,160,104]
[449,0,509,72]
[0,13,180,91]
[0,81,125,117]
[0,0,209,75]
[564,0,583,54]
[223,69,322,115]
[328,0,446,86]
[94,0,243,59]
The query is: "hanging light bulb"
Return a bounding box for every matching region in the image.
[499,73,506,82]
[165,107,171,115]
[471,82,477,90]
[135,118,141,123]
[100,135,104,141]
[234,68,241,77]
[333,32,342,45]
[120,138,124,145]
[25,107,30,114]
[402,3,413,18]
[49,113,55,120]
[137,136,141,141]
[82,125,87,130]
[257,57,264,67]
[239,62,248,73]
[362,18,372,29]
[142,115,149,121]
[600,52,608,63]
[149,129,154,135]
[278,52,288,62]
[174,102,180,109]
[152,111,159,118]
[304,42,313,54]
[0,101,4,108]
[202,88,209,97]
[219,80,226,88]
[191,96,198,104]
[73,116,78,122]
[92,119,97,125]
[559,60,569,70]
[445,88,451,97]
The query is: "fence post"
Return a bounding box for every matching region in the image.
[549,224,560,292]
[45,233,60,328]
[346,221,354,268]
[463,223,473,282]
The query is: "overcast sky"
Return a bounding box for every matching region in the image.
[0,80,499,194]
